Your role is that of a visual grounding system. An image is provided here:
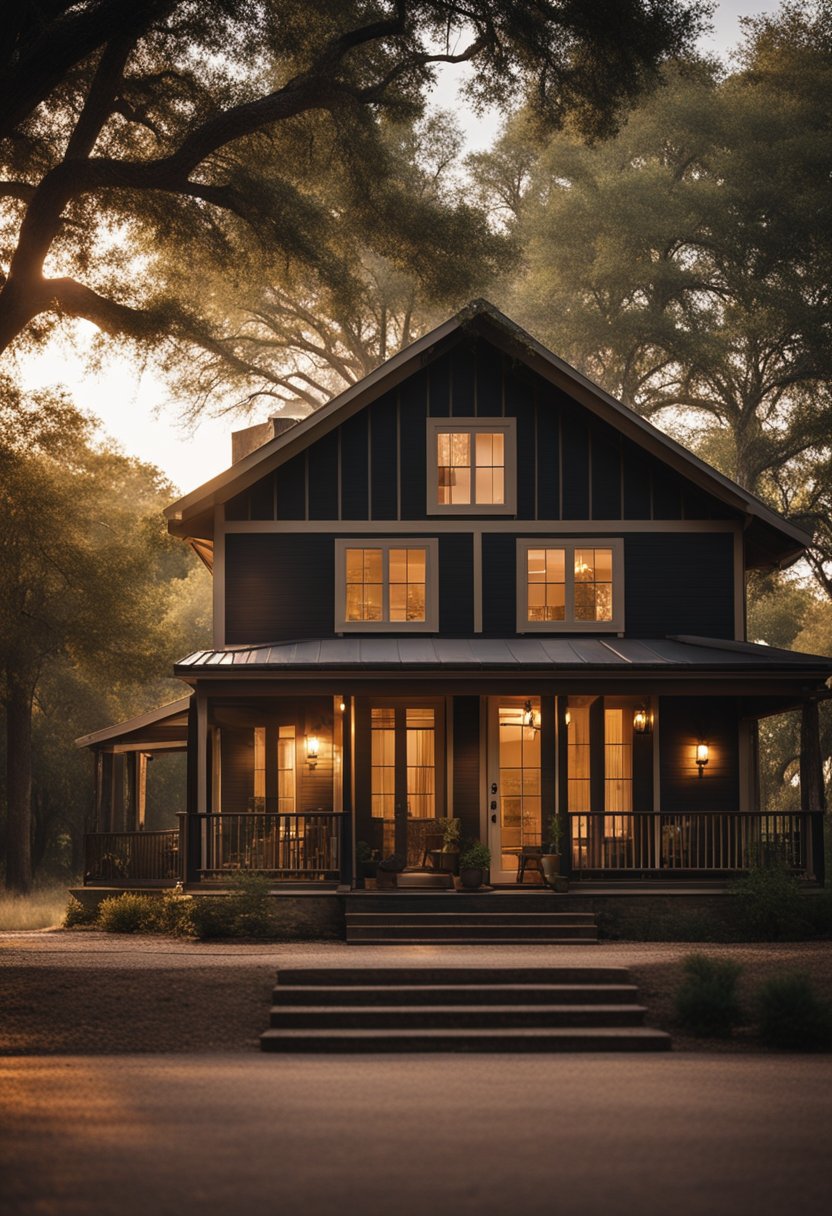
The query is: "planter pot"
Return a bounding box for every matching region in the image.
[376,869,396,890]
[459,866,485,890]
[539,854,561,888]
[363,877,377,891]
[358,862,378,890]
[431,850,459,875]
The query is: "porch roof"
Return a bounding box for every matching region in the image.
[174,635,832,677]
[75,695,192,751]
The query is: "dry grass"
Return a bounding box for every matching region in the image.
[0,884,70,931]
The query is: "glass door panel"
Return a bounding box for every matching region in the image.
[490,700,542,881]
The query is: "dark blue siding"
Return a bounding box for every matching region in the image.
[476,341,503,416]
[450,342,477,415]
[482,534,517,635]
[428,350,451,417]
[591,420,622,519]
[453,696,481,842]
[225,534,333,643]
[625,533,734,637]
[308,432,339,520]
[399,370,428,519]
[370,393,398,520]
[439,535,474,634]
[340,412,369,520]
[537,390,559,520]
[506,371,535,519]
[561,408,590,519]
[622,438,653,518]
[275,454,305,520]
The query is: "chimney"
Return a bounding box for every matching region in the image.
[230,416,301,464]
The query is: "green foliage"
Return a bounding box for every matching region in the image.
[732,865,807,941]
[756,972,832,1051]
[441,818,461,851]
[189,874,276,940]
[675,953,745,1037]
[460,842,491,870]
[544,814,564,853]
[63,896,98,928]
[97,893,163,934]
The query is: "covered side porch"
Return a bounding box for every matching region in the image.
[76,636,830,891]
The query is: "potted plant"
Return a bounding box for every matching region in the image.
[459,841,491,890]
[540,814,567,890]
[376,852,406,889]
[432,817,461,874]
[356,841,379,890]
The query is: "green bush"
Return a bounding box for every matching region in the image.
[97,893,162,933]
[188,897,237,940]
[732,865,807,940]
[801,889,832,939]
[189,874,276,940]
[757,973,832,1051]
[460,842,491,870]
[675,953,744,1037]
[157,889,196,936]
[63,896,98,928]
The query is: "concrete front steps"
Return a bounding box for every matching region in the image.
[345,892,599,944]
[260,966,671,1053]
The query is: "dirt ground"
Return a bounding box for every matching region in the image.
[2,930,831,1054]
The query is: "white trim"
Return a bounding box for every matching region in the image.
[223,518,741,535]
[213,505,225,649]
[426,417,517,515]
[334,538,439,633]
[516,538,625,634]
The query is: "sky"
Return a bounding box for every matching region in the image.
[16,2,778,496]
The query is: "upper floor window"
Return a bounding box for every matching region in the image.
[335,539,438,632]
[426,418,516,514]
[516,539,624,632]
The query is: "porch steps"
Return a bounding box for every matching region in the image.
[260,966,671,1052]
[344,892,599,944]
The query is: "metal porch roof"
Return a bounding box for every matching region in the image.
[174,635,832,675]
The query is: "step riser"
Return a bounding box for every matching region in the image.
[275,967,629,986]
[345,914,598,926]
[270,1008,646,1030]
[347,898,566,913]
[260,1033,671,1053]
[346,928,599,942]
[273,985,640,1007]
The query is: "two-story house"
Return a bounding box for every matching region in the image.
[78,301,830,894]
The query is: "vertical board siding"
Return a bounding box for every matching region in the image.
[220,727,254,812]
[481,534,517,635]
[536,391,559,520]
[505,369,536,519]
[275,453,306,520]
[652,468,683,520]
[225,534,333,643]
[624,533,734,638]
[590,420,622,520]
[439,535,474,634]
[451,342,477,415]
[659,696,739,812]
[370,393,398,520]
[399,369,427,520]
[340,411,369,520]
[475,342,504,417]
[453,696,481,844]
[621,438,653,519]
[308,431,339,520]
[428,350,451,417]
[561,407,590,519]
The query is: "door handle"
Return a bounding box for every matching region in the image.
[491,814,497,824]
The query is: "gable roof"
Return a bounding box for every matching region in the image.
[165,300,811,567]
[75,695,191,751]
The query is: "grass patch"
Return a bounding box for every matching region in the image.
[675,953,745,1038]
[0,884,72,930]
[757,973,832,1051]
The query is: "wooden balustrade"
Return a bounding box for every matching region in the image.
[569,812,812,874]
[84,830,180,884]
[194,812,341,881]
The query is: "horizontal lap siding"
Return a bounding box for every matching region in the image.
[439,536,474,634]
[482,534,516,635]
[624,533,734,638]
[225,534,333,644]
[659,697,739,813]
[453,696,481,843]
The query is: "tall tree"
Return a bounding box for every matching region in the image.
[0,384,197,892]
[473,5,832,516]
[0,1,706,365]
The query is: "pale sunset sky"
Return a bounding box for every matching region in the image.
[16,2,776,495]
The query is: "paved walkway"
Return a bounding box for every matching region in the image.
[2,1053,830,1216]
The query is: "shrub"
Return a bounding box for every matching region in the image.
[157,889,196,936]
[732,865,807,940]
[188,874,276,940]
[460,842,491,870]
[801,889,832,939]
[675,953,744,1037]
[188,897,237,940]
[757,973,832,1051]
[63,896,98,928]
[97,893,162,934]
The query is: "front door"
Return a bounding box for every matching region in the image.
[363,701,444,861]
[487,698,544,883]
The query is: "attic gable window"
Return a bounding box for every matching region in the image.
[517,539,624,633]
[335,539,438,632]
[427,418,516,514]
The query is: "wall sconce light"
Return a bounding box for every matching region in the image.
[695,742,709,778]
[564,709,572,727]
[338,701,346,713]
[306,735,319,768]
[523,700,540,732]
[633,706,653,735]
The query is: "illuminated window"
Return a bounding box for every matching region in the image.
[517,539,623,632]
[427,419,516,513]
[253,726,266,809]
[277,726,296,814]
[335,540,438,631]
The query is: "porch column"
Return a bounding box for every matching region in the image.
[125,752,139,832]
[340,695,354,888]
[185,696,201,882]
[800,696,826,885]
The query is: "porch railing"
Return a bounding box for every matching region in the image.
[190,812,341,881]
[569,812,811,874]
[84,829,180,884]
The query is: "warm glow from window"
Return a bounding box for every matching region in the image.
[574,548,613,622]
[345,546,427,623]
[527,547,566,621]
[253,726,266,804]
[278,726,295,813]
[437,430,505,505]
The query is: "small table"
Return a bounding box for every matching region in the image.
[516,849,545,884]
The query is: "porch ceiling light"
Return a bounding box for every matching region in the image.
[523,700,540,732]
[696,742,709,778]
[306,735,319,768]
[633,706,653,735]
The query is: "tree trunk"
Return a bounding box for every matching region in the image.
[4,669,35,893]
